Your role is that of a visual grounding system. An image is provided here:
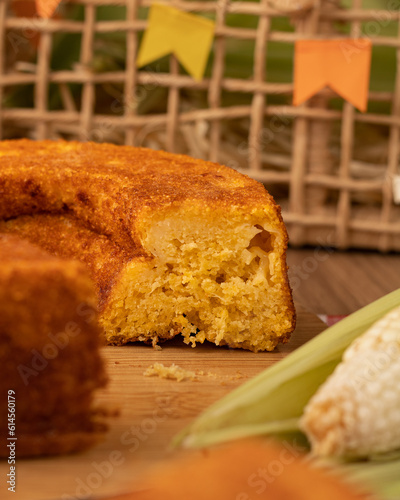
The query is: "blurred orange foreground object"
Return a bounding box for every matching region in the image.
[108,440,369,500]
[293,39,372,112]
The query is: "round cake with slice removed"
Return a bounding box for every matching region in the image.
[0,234,108,457]
[0,139,295,352]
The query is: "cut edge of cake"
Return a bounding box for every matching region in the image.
[103,200,295,352]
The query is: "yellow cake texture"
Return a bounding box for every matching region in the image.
[0,139,295,352]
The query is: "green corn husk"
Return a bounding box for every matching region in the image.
[341,457,400,499]
[173,287,400,450]
[314,453,400,500]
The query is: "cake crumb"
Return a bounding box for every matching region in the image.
[151,337,162,350]
[144,362,196,382]
[144,364,248,383]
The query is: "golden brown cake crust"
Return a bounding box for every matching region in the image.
[0,139,282,252]
[0,234,108,457]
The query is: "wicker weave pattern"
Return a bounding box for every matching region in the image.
[1,0,400,251]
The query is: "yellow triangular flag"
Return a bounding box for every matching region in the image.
[36,0,61,18]
[137,3,215,81]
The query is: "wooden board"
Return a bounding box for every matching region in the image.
[2,308,326,500]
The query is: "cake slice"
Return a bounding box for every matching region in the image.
[0,139,295,352]
[0,234,107,457]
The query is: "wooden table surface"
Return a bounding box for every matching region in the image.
[287,248,400,315]
[3,249,400,500]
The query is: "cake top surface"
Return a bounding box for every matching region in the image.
[0,138,266,202]
[0,139,280,251]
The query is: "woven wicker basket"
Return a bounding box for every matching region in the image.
[1,0,400,251]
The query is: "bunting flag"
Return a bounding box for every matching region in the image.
[293,39,372,112]
[136,3,215,81]
[36,0,61,18]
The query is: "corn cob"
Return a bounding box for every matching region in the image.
[300,305,400,458]
[174,288,400,450]
[174,290,400,499]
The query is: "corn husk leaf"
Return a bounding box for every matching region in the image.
[317,454,400,500]
[173,287,400,449]
[343,458,400,499]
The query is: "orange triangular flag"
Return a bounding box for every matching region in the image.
[293,39,372,112]
[36,0,61,18]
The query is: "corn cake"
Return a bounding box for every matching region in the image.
[0,234,107,457]
[0,139,295,352]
